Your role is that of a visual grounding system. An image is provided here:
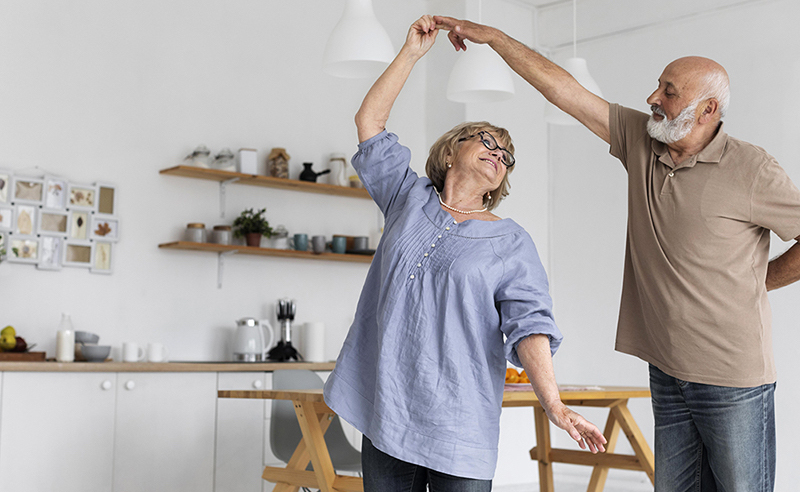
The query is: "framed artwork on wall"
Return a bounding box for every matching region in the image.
[90,215,119,242]
[0,231,6,260]
[69,210,89,240]
[7,236,40,264]
[0,170,11,204]
[44,175,68,209]
[39,209,69,236]
[14,204,38,236]
[0,204,14,232]
[91,241,113,274]
[95,182,117,216]
[38,235,64,271]
[63,241,93,268]
[11,177,44,205]
[66,183,97,212]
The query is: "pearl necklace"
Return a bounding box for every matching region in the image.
[435,189,487,215]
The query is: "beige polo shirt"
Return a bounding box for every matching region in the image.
[609,104,800,387]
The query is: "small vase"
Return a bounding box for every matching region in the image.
[245,233,262,247]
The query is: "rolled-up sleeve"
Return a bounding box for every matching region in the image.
[494,233,562,367]
[352,130,418,216]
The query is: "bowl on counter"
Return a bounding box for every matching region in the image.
[81,345,111,362]
[75,331,100,344]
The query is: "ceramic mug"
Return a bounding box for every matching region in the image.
[122,342,145,362]
[353,236,369,251]
[312,235,326,254]
[331,236,346,254]
[147,342,169,362]
[293,233,308,252]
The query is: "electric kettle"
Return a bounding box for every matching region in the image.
[232,318,275,362]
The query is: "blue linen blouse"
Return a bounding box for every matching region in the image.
[323,131,562,480]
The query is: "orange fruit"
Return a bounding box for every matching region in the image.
[518,370,530,384]
[505,368,519,383]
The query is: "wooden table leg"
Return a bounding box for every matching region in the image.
[533,406,554,492]
[611,403,655,485]
[295,401,337,492]
[269,401,334,492]
[586,402,623,492]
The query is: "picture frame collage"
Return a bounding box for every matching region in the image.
[0,169,118,274]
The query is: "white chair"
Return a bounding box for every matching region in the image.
[270,370,362,476]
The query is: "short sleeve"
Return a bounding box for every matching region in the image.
[352,131,418,216]
[609,103,650,172]
[495,233,563,367]
[751,158,800,241]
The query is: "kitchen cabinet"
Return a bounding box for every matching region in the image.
[0,372,117,492]
[113,372,217,492]
[215,372,272,492]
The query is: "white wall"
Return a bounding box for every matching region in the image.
[547,0,800,489]
[0,0,431,361]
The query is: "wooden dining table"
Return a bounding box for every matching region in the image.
[217,385,654,492]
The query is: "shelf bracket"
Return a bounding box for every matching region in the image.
[217,250,238,289]
[219,178,240,218]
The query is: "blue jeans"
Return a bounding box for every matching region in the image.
[361,436,492,492]
[649,364,775,492]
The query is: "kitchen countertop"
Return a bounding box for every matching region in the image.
[0,361,336,372]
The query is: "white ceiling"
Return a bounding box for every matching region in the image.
[511,0,770,51]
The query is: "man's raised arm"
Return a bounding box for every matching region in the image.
[435,16,611,144]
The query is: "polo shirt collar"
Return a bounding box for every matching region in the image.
[651,122,727,169]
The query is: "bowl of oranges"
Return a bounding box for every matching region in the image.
[505,368,531,389]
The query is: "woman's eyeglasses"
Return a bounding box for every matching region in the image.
[458,131,515,167]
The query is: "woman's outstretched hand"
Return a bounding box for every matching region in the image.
[402,15,439,58]
[546,403,607,454]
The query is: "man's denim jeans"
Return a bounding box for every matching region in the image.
[361,436,492,492]
[649,364,775,491]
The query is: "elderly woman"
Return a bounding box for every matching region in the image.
[323,15,605,491]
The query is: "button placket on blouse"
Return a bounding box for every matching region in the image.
[409,220,455,280]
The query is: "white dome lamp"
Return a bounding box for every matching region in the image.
[446,0,515,103]
[545,0,604,125]
[323,0,395,79]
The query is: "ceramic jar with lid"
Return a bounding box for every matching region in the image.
[270,225,289,249]
[185,223,207,243]
[184,145,211,168]
[210,225,232,245]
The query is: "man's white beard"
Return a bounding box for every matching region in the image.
[647,102,697,144]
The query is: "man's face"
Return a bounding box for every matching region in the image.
[645,64,701,144]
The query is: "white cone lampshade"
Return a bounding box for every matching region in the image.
[447,43,515,103]
[322,0,395,79]
[545,57,603,125]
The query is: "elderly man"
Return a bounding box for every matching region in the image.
[435,15,800,492]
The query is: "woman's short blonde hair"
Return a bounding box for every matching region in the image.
[425,121,514,211]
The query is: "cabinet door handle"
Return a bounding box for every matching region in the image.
[252,380,263,389]
[101,380,113,390]
[125,380,136,391]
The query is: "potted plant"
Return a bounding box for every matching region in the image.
[233,208,273,247]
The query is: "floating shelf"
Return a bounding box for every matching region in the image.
[158,241,373,264]
[159,165,371,199]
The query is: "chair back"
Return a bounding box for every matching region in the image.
[270,370,362,472]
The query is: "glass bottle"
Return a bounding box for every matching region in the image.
[56,313,75,362]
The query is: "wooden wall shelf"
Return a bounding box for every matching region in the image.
[159,241,373,264]
[159,165,371,200]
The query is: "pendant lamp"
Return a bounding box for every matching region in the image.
[446,0,515,103]
[323,0,395,79]
[545,0,603,125]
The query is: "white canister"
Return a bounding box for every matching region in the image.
[302,322,325,362]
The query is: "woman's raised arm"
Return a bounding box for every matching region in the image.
[355,15,439,143]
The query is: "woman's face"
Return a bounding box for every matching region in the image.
[450,130,508,191]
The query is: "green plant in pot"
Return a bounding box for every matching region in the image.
[233,208,273,247]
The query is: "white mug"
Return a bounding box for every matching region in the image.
[147,342,169,362]
[122,342,145,362]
